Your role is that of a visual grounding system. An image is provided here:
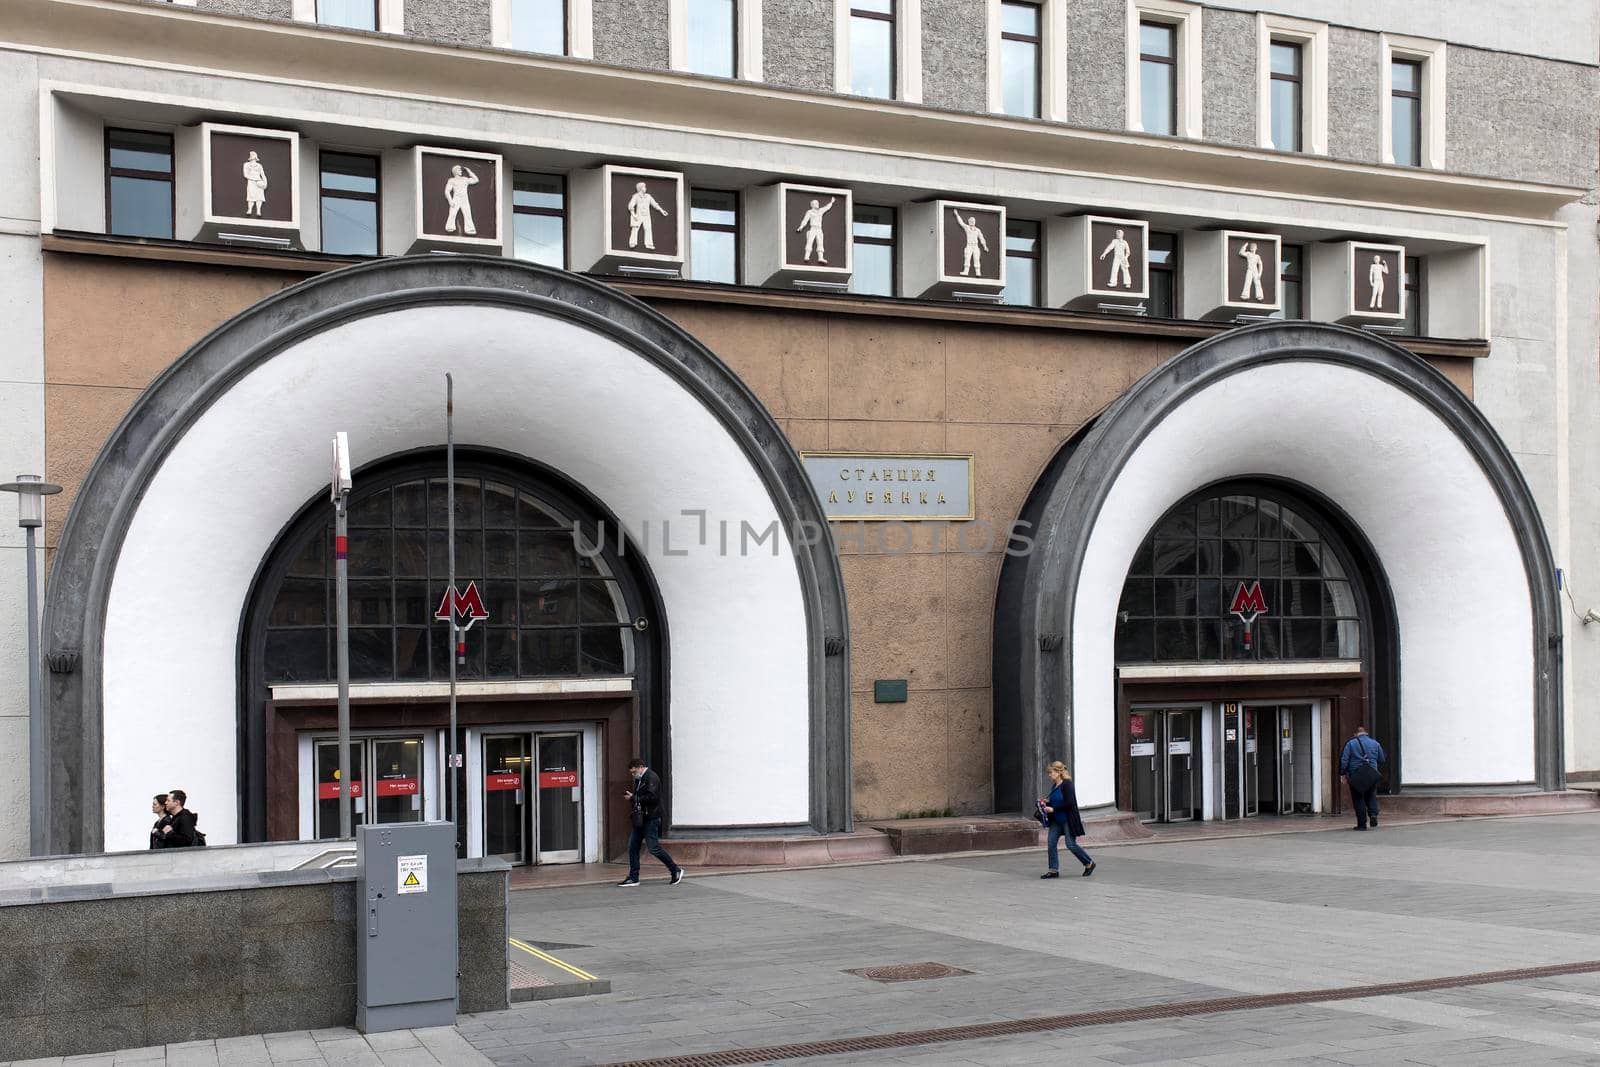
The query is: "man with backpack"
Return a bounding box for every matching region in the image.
[158,789,206,848]
[1339,726,1387,831]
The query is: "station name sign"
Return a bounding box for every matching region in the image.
[802,453,974,521]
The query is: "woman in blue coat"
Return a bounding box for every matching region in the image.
[1039,760,1096,878]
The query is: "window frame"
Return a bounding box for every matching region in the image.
[104,126,175,241]
[849,203,898,297]
[687,187,742,285]
[670,0,762,79]
[1001,218,1042,306]
[834,0,922,102]
[494,0,590,57]
[1273,243,1303,320]
[1126,0,1202,139]
[1255,14,1327,156]
[296,0,403,32]
[993,0,1043,119]
[510,170,568,269]
[1399,255,1424,336]
[318,150,382,257]
[1147,230,1179,319]
[1379,33,1446,169]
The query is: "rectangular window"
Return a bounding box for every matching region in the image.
[1001,219,1040,306]
[1148,231,1177,318]
[850,205,896,296]
[686,0,737,77]
[1272,244,1302,319]
[511,0,566,54]
[1139,20,1178,136]
[850,0,895,99]
[689,189,739,284]
[1000,1,1041,118]
[320,152,381,257]
[512,172,565,268]
[317,0,377,30]
[1390,59,1422,167]
[1400,255,1422,335]
[1268,41,1302,152]
[106,128,174,240]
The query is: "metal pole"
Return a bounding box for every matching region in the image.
[446,373,458,828]
[24,524,44,856]
[336,489,352,840]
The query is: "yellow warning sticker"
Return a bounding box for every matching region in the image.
[397,854,428,894]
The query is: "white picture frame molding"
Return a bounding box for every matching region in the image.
[1125,0,1203,139]
[670,0,764,80]
[1379,33,1447,170]
[986,0,1066,120]
[491,0,596,58]
[198,122,303,232]
[833,0,922,103]
[1255,13,1328,156]
[412,145,505,248]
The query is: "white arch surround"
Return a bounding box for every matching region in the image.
[993,322,1563,814]
[44,259,852,855]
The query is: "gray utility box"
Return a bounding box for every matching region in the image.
[356,822,459,1032]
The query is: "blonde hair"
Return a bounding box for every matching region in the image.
[1047,761,1070,780]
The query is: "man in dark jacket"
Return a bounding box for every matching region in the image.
[159,789,200,848]
[1339,726,1387,831]
[618,758,684,887]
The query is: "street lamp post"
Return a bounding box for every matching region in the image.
[1,474,64,857]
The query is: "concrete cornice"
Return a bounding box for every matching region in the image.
[2,0,1588,221]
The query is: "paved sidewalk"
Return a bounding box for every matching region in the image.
[4,1025,493,1066]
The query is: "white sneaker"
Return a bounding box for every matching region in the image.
[670,869,685,885]
[616,878,640,887]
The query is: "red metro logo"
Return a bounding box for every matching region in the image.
[1229,580,1268,649]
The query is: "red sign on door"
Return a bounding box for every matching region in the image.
[318,781,364,800]
[485,773,523,792]
[539,770,579,789]
[375,778,419,797]
[1130,714,1146,738]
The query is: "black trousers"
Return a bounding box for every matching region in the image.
[628,816,680,879]
[1349,783,1380,828]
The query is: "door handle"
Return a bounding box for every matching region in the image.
[515,789,524,805]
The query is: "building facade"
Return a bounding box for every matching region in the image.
[0,0,1595,862]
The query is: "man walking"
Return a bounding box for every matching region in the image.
[618,757,684,886]
[159,789,201,848]
[1339,725,1386,831]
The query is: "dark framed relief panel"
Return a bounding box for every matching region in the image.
[416,147,503,245]
[1349,242,1406,320]
[939,201,1006,285]
[1223,232,1281,310]
[1088,217,1149,298]
[783,185,852,274]
[606,167,684,261]
[206,126,298,225]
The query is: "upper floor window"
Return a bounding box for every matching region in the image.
[511,0,566,54]
[685,0,737,77]
[1256,16,1327,155]
[1390,59,1422,166]
[318,0,377,30]
[1268,42,1302,152]
[513,172,565,268]
[106,128,174,240]
[1128,2,1200,138]
[1000,1,1041,118]
[689,190,740,284]
[850,205,896,296]
[1271,244,1303,319]
[850,0,895,98]
[1148,231,1178,318]
[1138,21,1177,135]
[319,151,380,256]
[1381,35,1445,168]
[1001,220,1040,306]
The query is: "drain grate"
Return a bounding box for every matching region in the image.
[846,962,973,983]
[599,958,1600,1067]
[509,962,552,989]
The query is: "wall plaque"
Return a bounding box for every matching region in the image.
[1182,229,1282,319]
[1309,240,1406,324]
[802,453,974,520]
[175,122,302,248]
[746,182,853,287]
[904,200,1006,299]
[383,145,505,254]
[1046,214,1150,309]
[571,164,687,275]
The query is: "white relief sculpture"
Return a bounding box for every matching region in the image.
[1099,228,1133,289]
[796,197,837,263]
[444,165,480,236]
[242,151,268,217]
[627,181,670,250]
[1238,242,1266,302]
[1368,254,1389,309]
[953,209,990,276]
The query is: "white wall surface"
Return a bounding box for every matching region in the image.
[1070,360,1536,808]
[99,304,812,851]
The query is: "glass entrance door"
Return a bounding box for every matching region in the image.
[1244,708,1261,817]
[483,734,529,863]
[535,733,583,863]
[313,735,423,839]
[1221,703,1242,819]
[1165,710,1196,821]
[1129,708,1199,824]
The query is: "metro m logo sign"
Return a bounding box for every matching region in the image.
[1229,580,1268,648]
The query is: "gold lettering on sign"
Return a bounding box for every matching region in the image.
[900,492,911,504]
[847,491,857,503]
[938,493,947,504]
[854,469,865,480]
[828,490,839,503]
[920,492,929,504]
[866,491,875,503]
[897,469,908,480]
[838,470,850,481]
[868,470,879,483]
[912,470,922,482]
[927,470,937,481]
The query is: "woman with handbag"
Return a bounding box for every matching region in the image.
[1038,760,1096,879]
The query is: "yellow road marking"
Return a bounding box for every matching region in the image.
[509,937,599,982]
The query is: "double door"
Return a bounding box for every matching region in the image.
[1129,707,1200,823]
[313,735,425,839]
[1221,703,1313,818]
[483,732,584,865]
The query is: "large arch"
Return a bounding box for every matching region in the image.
[994,321,1562,812]
[44,257,851,853]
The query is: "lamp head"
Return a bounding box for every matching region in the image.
[0,475,64,529]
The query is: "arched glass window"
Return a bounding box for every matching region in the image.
[262,470,633,683]
[1115,489,1362,663]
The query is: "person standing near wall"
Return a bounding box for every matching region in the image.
[148,793,170,850]
[1039,761,1096,879]
[159,789,200,848]
[1340,725,1387,831]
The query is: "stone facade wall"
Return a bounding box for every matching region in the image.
[195,0,294,19]
[919,0,987,113]
[1326,26,1381,164]
[1447,47,1599,189]
[592,0,670,68]
[1201,7,1257,147]
[764,0,833,92]
[405,0,494,47]
[1063,0,1126,132]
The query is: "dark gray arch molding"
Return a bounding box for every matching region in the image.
[43,257,852,854]
[992,321,1563,812]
